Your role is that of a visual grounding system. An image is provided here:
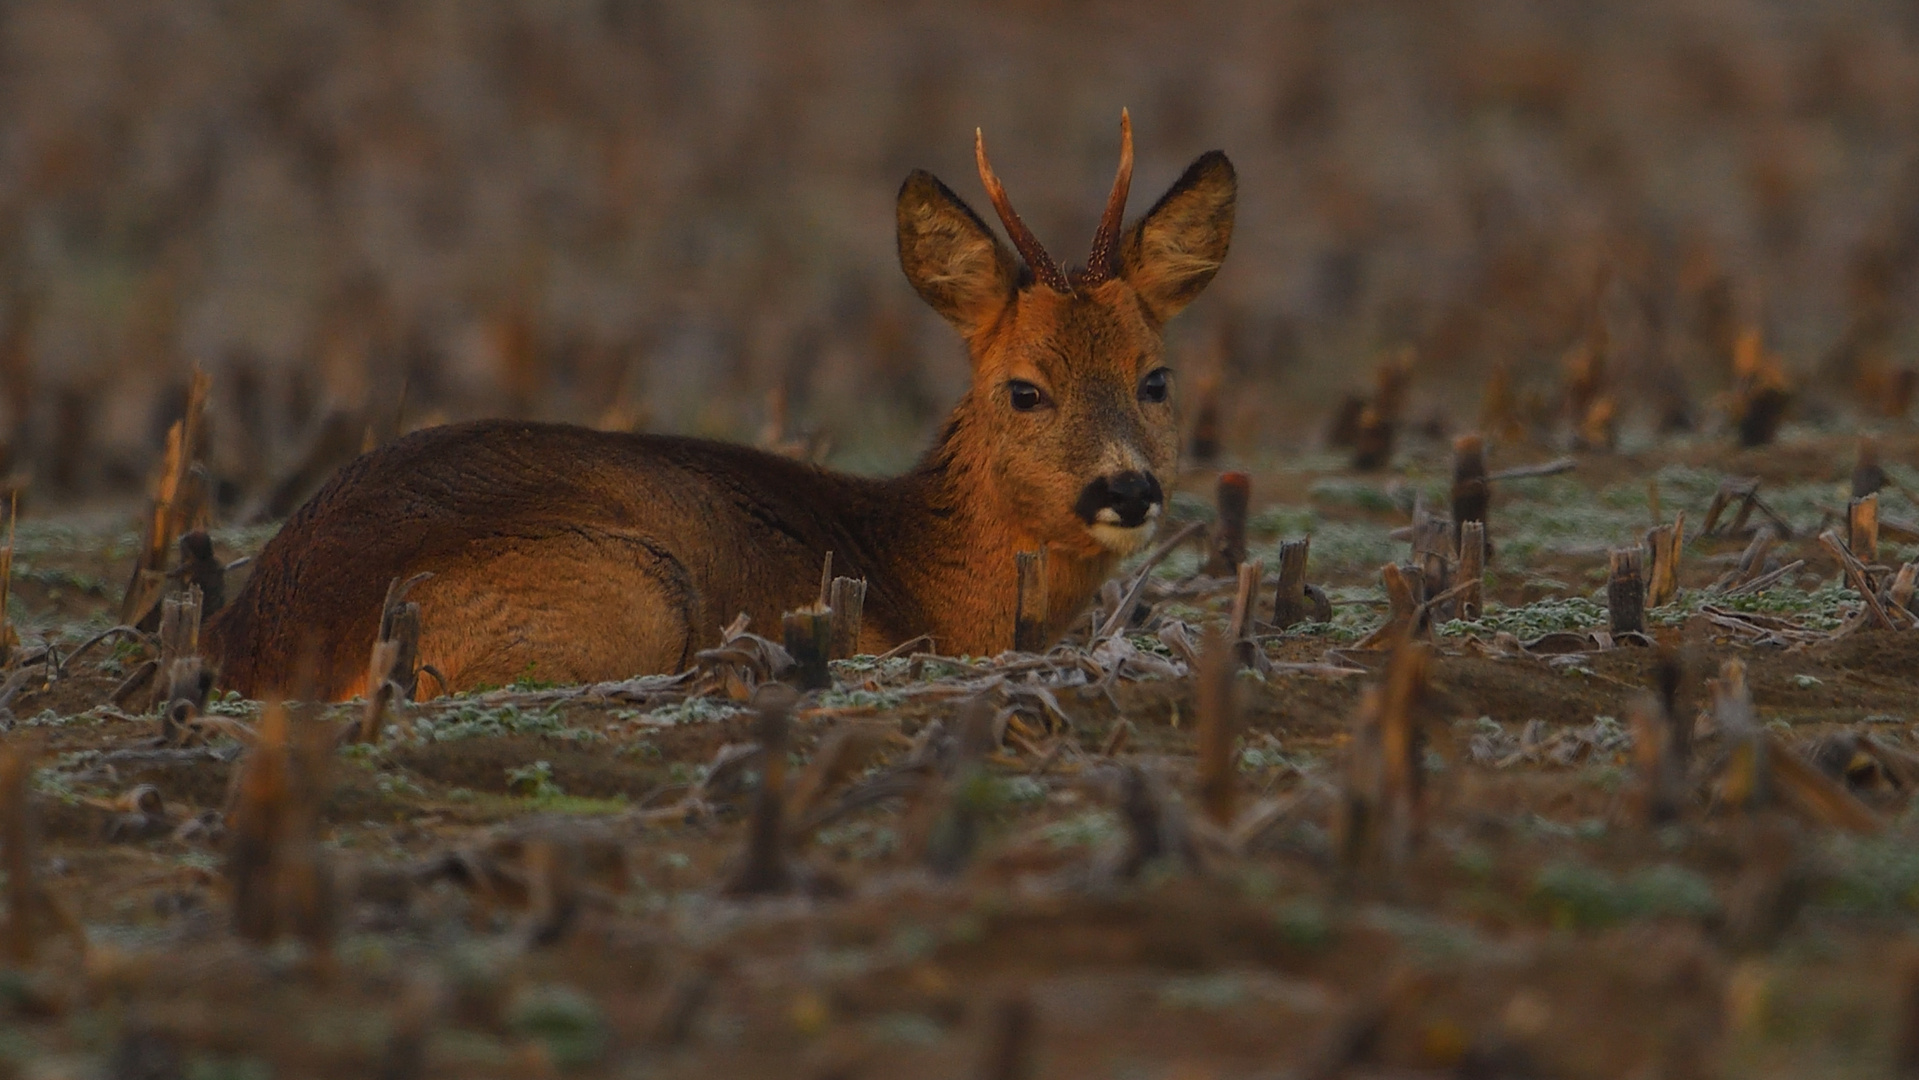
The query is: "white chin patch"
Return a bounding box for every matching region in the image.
[1087,505,1160,554]
[1088,522,1153,554]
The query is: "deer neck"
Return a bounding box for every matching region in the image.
[873,395,1120,655]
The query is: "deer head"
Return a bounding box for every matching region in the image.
[897,112,1237,559]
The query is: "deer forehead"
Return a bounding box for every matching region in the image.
[982,286,1161,386]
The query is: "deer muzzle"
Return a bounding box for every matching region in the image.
[1075,470,1164,532]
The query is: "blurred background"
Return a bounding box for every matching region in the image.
[3,0,1919,513]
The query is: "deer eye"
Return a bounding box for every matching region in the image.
[1007,380,1048,412]
[1138,368,1171,404]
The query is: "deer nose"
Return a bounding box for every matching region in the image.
[1075,470,1164,529]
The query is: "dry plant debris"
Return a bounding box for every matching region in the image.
[0,433,1914,1076]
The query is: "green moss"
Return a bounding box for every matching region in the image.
[505,760,563,799]
[1165,490,1216,525]
[1039,809,1123,849]
[1438,596,1607,638]
[1266,520,1400,572]
[1530,860,1719,929]
[1274,897,1333,950]
[815,687,904,711]
[508,984,607,1069]
[509,662,561,691]
[413,703,601,743]
[1159,974,1249,1010]
[1307,477,1409,514]
[621,696,749,727]
[1649,582,1855,631]
[1249,504,1320,536]
[1819,832,1919,914]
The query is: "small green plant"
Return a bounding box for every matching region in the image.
[1820,833,1919,914]
[185,1057,273,1080]
[1438,595,1609,639]
[414,703,599,743]
[506,760,564,800]
[1308,477,1409,513]
[509,984,607,1068]
[509,662,560,691]
[1530,860,1719,929]
[1165,490,1216,524]
[1039,809,1122,849]
[1159,974,1248,1010]
[815,687,905,711]
[621,698,749,728]
[1249,503,1319,536]
[1274,897,1333,949]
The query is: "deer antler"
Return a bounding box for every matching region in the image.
[976,128,1071,294]
[1079,109,1134,286]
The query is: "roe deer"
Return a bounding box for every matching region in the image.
[206,114,1236,700]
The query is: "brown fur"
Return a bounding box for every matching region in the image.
[206,136,1236,700]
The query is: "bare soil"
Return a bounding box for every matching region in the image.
[0,433,1917,1079]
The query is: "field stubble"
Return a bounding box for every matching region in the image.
[0,434,1916,1077]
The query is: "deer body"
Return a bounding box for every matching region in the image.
[207,117,1235,700]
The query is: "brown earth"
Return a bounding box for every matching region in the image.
[0,433,1913,1078]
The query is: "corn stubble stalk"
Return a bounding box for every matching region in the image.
[228,702,337,956]
[1347,352,1410,471]
[1645,512,1685,609]
[1455,521,1485,621]
[976,994,1037,1080]
[1369,563,1421,645]
[1849,493,1880,563]
[1411,508,1454,621]
[780,553,836,692]
[120,367,211,629]
[1819,529,1901,632]
[154,587,209,736]
[1201,471,1250,577]
[920,696,1000,878]
[175,530,227,614]
[1713,658,1880,832]
[1450,434,1489,560]
[1854,438,1887,499]
[724,688,796,896]
[1892,562,1919,618]
[781,606,833,691]
[1562,329,1612,449]
[1713,660,1766,812]
[1630,653,1688,827]
[0,739,85,965]
[827,576,866,660]
[1702,476,1793,541]
[1188,371,1222,466]
[1271,538,1316,630]
[1608,547,1645,636]
[1898,956,1919,1079]
[1225,560,1263,668]
[1013,549,1048,653]
[1716,527,1776,593]
[1728,328,1792,448]
[356,573,429,742]
[785,723,885,843]
[1195,627,1239,829]
[0,492,14,664]
[1337,640,1430,882]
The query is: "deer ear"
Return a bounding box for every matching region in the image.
[898,170,1019,338]
[1120,151,1236,323]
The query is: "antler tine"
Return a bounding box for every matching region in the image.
[976,127,1071,293]
[1081,108,1134,285]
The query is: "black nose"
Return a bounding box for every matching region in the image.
[1074,470,1164,528]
